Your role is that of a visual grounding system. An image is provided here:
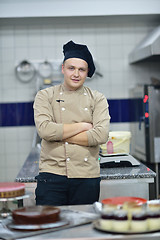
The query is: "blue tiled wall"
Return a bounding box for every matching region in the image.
[0,98,143,127]
[0,102,34,127]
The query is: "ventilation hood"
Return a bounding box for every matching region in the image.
[129,26,160,64]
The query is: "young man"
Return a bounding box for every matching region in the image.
[33,40,110,206]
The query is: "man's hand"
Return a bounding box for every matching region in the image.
[62,122,93,140]
[81,122,93,131]
[64,131,89,146]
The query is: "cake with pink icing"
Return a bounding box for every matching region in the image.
[0,182,25,198]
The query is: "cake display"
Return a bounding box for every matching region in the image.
[96,197,160,233]
[12,206,61,225]
[0,182,25,198]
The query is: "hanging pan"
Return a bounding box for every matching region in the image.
[15,60,36,83]
[38,60,53,79]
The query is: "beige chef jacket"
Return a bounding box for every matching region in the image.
[33,84,110,178]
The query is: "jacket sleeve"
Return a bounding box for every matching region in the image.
[86,92,110,146]
[33,89,63,141]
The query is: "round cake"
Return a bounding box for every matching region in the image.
[12,206,61,225]
[0,182,25,198]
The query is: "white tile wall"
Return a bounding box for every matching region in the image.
[0,16,159,181]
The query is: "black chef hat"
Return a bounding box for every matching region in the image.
[63,40,95,78]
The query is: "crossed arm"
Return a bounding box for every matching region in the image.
[34,89,110,147]
[62,122,92,146]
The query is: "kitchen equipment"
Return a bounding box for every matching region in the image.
[1,208,98,239]
[35,59,62,91]
[15,60,36,83]
[131,84,160,163]
[131,84,160,198]
[38,60,53,79]
[129,25,160,63]
[100,154,140,168]
[8,219,69,231]
[37,60,53,87]
[0,194,29,218]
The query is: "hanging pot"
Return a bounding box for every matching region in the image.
[38,60,53,79]
[15,60,36,83]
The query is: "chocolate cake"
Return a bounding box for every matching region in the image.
[0,182,25,198]
[12,206,60,225]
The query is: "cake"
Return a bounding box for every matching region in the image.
[112,210,129,232]
[122,201,143,220]
[103,203,118,211]
[147,210,160,231]
[130,210,148,232]
[148,200,160,211]
[12,206,61,225]
[100,210,114,230]
[0,182,25,198]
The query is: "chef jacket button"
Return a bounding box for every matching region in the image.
[60,92,63,95]
[65,142,68,145]
[66,157,70,161]
[84,92,87,96]
[61,107,65,111]
[84,157,88,161]
[84,107,88,111]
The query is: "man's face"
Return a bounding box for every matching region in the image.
[62,58,88,91]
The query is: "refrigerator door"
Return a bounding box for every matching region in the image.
[148,86,160,163]
[131,85,160,163]
[131,86,146,161]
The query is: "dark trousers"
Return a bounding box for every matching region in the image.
[35,172,101,206]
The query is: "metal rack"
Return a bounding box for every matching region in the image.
[0,194,29,218]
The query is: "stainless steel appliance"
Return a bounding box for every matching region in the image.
[129,25,160,63]
[132,84,160,163]
[131,84,160,197]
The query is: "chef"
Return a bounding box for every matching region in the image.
[33,40,110,206]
